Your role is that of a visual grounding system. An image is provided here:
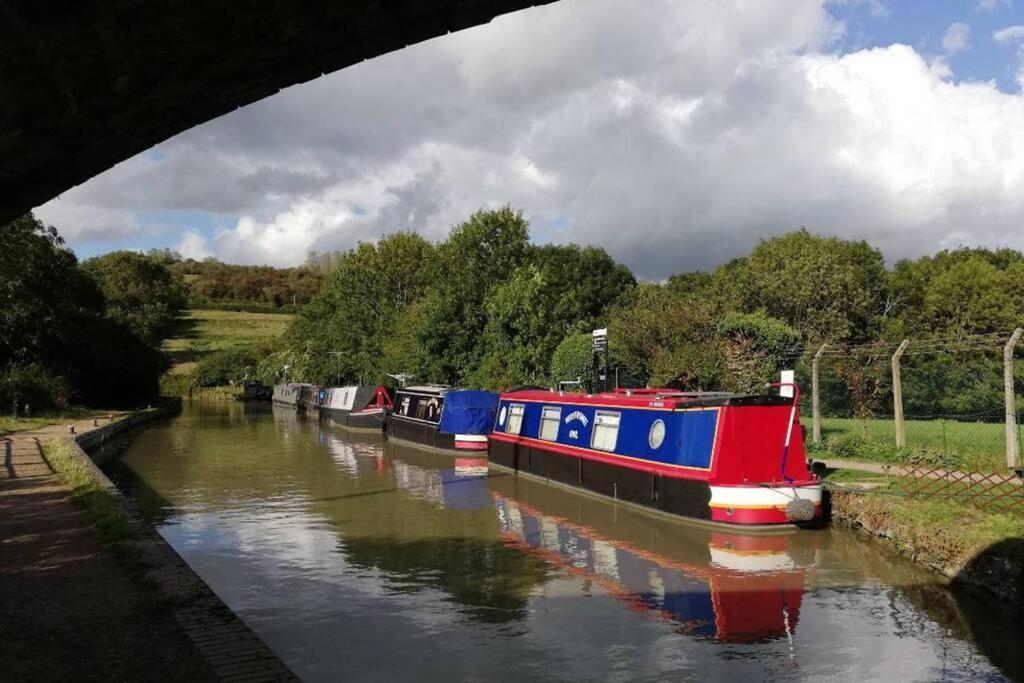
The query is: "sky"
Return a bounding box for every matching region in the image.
[35,0,1024,279]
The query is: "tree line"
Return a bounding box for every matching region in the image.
[1,214,187,410]
[4,208,1023,418]
[149,249,323,312]
[265,211,1024,420]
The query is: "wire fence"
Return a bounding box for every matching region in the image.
[787,332,1024,476]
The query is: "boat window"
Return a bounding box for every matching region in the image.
[498,405,507,427]
[648,419,666,449]
[540,406,561,441]
[591,411,621,452]
[399,396,411,416]
[506,403,526,435]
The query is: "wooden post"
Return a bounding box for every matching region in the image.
[811,343,827,445]
[891,339,910,450]
[1004,328,1023,470]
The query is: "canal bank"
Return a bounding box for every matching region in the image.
[0,403,296,681]
[828,483,1024,622]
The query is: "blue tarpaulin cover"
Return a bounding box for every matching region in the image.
[438,390,500,435]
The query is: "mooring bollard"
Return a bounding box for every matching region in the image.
[68,425,75,434]
[92,418,99,427]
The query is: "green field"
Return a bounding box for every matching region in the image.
[162,309,292,374]
[803,415,1015,472]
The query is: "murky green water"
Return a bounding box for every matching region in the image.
[100,402,1023,682]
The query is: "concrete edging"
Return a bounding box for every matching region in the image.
[66,404,298,682]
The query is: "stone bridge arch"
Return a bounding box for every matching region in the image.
[0,1,553,224]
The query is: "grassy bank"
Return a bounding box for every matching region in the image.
[825,468,1024,610]
[163,309,292,374]
[2,409,114,437]
[803,415,1013,472]
[44,439,137,551]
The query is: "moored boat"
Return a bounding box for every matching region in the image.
[438,390,501,451]
[272,383,316,410]
[387,386,499,454]
[319,384,393,431]
[488,386,822,527]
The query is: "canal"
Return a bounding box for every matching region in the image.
[99,402,1023,682]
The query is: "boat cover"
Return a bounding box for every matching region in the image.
[438,390,500,435]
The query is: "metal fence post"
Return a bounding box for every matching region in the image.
[892,339,910,450]
[1004,328,1023,470]
[812,343,827,445]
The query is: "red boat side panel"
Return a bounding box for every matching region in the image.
[710,405,813,485]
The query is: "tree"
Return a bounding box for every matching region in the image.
[718,312,802,392]
[725,230,888,342]
[415,207,531,384]
[82,251,187,344]
[472,246,634,389]
[286,232,436,384]
[608,284,723,389]
[0,213,167,408]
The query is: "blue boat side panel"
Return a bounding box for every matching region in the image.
[674,409,719,469]
[494,398,719,470]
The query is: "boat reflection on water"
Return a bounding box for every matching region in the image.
[490,480,816,646]
[323,428,814,646]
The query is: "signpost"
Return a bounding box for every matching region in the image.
[592,328,609,393]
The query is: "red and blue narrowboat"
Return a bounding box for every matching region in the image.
[488,386,822,527]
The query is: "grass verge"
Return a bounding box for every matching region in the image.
[1,409,112,437]
[830,487,1024,575]
[44,439,139,556]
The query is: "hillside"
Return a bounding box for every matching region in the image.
[163,309,292,376]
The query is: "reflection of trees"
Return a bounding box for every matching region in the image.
[340,536,550,623]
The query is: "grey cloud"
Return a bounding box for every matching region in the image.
[34,0,1024,279]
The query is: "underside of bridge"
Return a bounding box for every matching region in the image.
[0,0,553,225]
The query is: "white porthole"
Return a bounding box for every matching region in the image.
[498,405,508,427]
[648,419,666,449]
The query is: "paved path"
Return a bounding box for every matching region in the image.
[0,417,295,681]
[811,457,891,474]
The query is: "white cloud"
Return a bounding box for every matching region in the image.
[175,230,213,260]
[34,0,1024,278]
[977,0,1011,12]
[941,22,971,54]
[993,24,1024,42]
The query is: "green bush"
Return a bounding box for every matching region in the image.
[194,349,257,387]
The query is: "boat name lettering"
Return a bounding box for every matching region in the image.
[564,411,589,427]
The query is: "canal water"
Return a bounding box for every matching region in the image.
[100,402,1023,682]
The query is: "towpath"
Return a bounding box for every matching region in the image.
[0,417,294,681]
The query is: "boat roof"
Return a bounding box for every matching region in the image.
[398,384,451,395]
[498,387,792,409]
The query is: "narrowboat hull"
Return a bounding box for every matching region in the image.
[346,407,388,431]
[386,415,458,453]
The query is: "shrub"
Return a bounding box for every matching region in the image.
[0,363,72,412]
[194,349,258,387]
